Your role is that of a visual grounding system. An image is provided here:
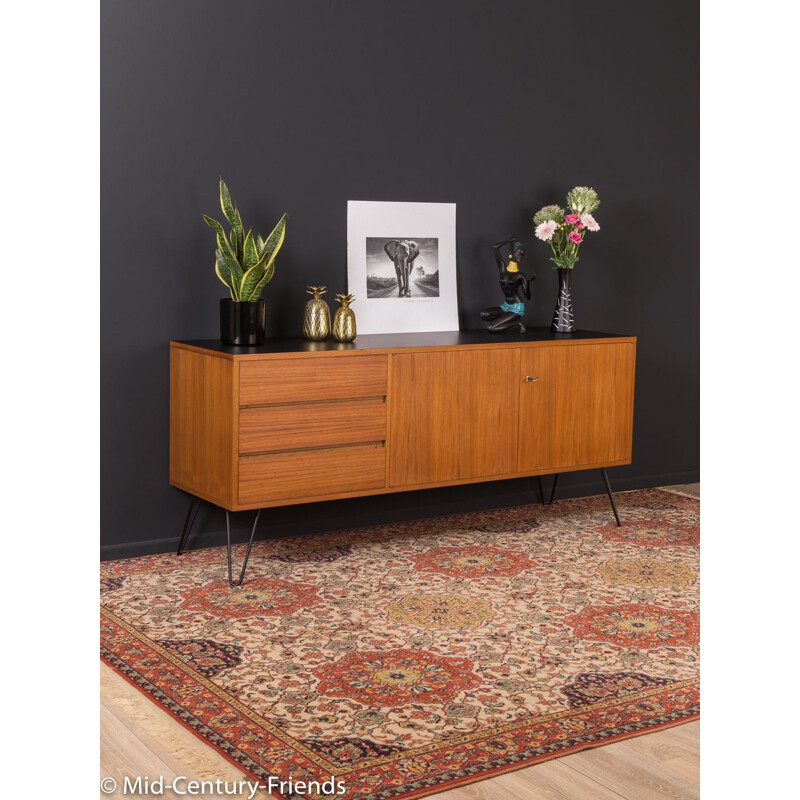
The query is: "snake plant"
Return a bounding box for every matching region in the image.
[203,179,287,301]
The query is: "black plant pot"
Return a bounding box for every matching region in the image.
[551,269,576,333]
[220,299,266,346]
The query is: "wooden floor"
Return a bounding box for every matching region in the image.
[100,484,699,800]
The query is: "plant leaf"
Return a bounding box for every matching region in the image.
[549,254,578,270]
[219,180,244,262]
[203,214,233,257]
[235,210,244,260]
[248,260,274,299]
[239,240,278,300]
[252,223,285,295]
[243,230,259,270]
[256,233,265,255]
[230,227,239,260]
[261,213,287,261]
[219,180,242,232]
[263,257,276,286]
[219,236,242,296]
[214,251,236,298]
[204,215,243,290]
[239,264,265,301]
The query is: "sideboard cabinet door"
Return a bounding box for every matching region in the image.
[389,349,520,487]
[517,342,635,473]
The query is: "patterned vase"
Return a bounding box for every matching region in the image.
[332,294,357,343]
[303,286,331,341]
[551,268,576,333]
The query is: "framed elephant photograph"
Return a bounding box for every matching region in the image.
[347,200,459,334]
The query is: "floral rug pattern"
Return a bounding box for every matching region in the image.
[101,489,699,799]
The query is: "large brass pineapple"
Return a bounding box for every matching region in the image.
[302,286,331,341]
[332,294,357,343]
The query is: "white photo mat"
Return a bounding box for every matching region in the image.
[347,200,459,334]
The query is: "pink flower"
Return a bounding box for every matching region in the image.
[568,231,583,244]
[564,213,581,225]
[535,220,558,241]
[580,213,600,232]
[574,221,585,229]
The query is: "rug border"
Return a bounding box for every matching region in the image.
[380,711,700,800]
[101,653,285,800]
[103,651,698,800]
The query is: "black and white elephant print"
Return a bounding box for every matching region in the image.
[383,239,420,297]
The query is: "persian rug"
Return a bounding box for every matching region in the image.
[101,488,699,800]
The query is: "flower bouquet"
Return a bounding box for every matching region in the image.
[533,186,600,270]
[532,186,601,332]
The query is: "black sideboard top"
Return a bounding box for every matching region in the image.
[174,328,633,356]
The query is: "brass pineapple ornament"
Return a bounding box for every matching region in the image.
[302,286,331,341]
[332,294,357,342]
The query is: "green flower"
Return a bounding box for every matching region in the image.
[533,205,565,226]
[565,186,600,214]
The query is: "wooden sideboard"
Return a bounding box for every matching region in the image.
[170,330,635,582]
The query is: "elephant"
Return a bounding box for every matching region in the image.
[383,239,420,297]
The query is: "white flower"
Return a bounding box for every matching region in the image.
[580,213,600,232]
[535,220,558,241]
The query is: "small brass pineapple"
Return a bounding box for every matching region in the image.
[303,286,331,341]
[333,294,357,342]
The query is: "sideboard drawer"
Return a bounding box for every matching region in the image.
[239,398,386,454]
[239,444,386,504]
[239,355,388,406]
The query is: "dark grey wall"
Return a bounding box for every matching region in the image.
[101,0,698,559]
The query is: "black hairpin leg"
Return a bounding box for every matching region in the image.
[600,467,622,527]
[533,475,545,504]
[547,473,559,505]
[177,496,201,555]
[226,509,262,587]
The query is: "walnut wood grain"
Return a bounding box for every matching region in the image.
[215,456,630,510]
[238,444,386,505]
[169,347,237,507]
[239,398,386,454]
[239,355,388,406]
[517,342,636,472]
[389,349,520,487]
[170,337,636,511]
